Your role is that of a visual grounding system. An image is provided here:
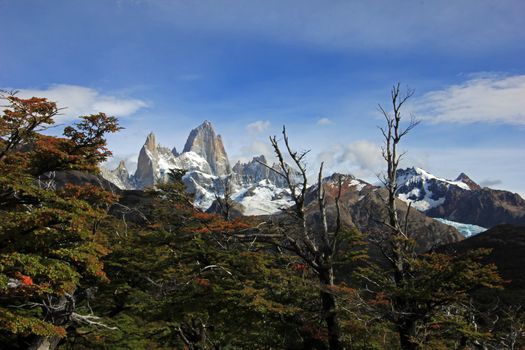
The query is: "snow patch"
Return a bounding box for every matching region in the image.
[235,180,293,216]
[349,179,366,191]
[398,193,445,211]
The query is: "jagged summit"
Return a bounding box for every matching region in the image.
[100,159,132,190]
[396,167,471,211]
[238,154,267,165]
[454,172,480,190]
[397,167,471,190]
[116,159,127,172]
[144,132,157,152]
[183,121,230,176]
[135,132,159,186]
[232,155,289,188]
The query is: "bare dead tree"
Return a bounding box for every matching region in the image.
[378,83,419,236]
[374,84,423,350]
[254,126,346,350]
[370,85,501,349]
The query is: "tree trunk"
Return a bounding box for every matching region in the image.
[319,268,344,350]
[398,320,418,350]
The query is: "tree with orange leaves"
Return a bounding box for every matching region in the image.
[0,92,121,348]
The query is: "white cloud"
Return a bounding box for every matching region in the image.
[314,140,383,180]
[338,140,383,172]
[13,84,148,122]
[246,120,270,134]
[317,117,334,126]
[415,74,525,125]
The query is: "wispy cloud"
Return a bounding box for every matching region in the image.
[11,84,148,121]
[152,0,525,53]
[415,74,525,125]
[317,117,334,126]
[315,140,383,180]
[338,140,383,174]
[246,120,270,134]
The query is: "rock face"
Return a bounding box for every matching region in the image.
[134,132,180,188]
[454,172,481,190]
[135,132,158,187]
[182,121,230,176]
[351,189,463,251]
[397,167,525,228]
[427,188,525,228]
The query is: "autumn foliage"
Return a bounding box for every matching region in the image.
[0,93,120,344]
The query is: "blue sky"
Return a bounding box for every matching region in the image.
[1,0,524,195]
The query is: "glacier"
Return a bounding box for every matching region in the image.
[433,218,487,238]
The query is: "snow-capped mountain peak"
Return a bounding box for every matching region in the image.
[182,120,230,176]
[396,167,472,211]
[101,122,296,214]
[397,167,471,191]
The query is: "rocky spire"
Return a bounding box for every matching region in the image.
[111,160,132,189]
[144,132,157,153]
[455,172,481,190]
[116,159,127,172]
[182,121,231,176]
[135,132,158,187]
[114,160,128,179]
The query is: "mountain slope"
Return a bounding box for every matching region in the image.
[303,174,462,251]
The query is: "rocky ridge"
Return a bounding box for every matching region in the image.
[396,167,525,228]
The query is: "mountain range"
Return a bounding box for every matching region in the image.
[101,121,525,235]
[101,121,293,215]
